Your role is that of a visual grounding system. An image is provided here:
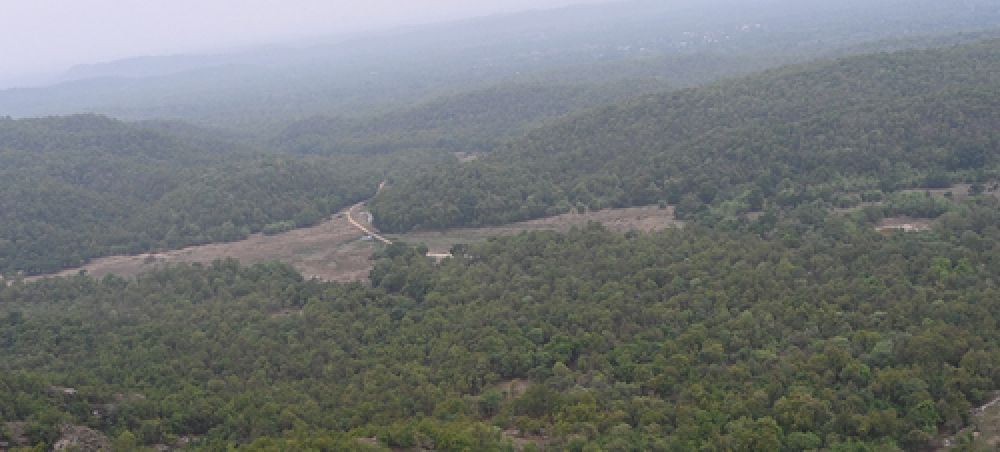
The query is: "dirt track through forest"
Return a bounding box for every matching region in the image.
[24,202,679,284]
[345,199,455,258]
[346,202,393,245]
[15,181,995,285]
[25,205,377,283]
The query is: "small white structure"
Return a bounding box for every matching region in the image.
[876,223,932,233]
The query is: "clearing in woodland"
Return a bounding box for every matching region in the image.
[26,208,376,283]
[25,205,679,283]
[389,205,680,255]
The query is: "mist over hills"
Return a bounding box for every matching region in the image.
[2,0,999,131]
[370,38,1000,231]
[5,2,1000,450]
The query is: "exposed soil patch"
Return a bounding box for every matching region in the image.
[937,392,1000,450]
[27,207,378,284]
[53,425,110,452]
[393,205,680,254]
[832,202,882,214]
[25,206,677,285]
[876,216,935,233]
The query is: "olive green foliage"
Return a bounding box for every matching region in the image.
[0,115,383,274]
[5,14,1000,452]
[4,197,1000,449]
[371,39,1000,232]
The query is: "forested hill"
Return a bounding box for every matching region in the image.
[273,81,669,156]
[3,0,999,130]
[4,198,1000,449]
[370,39,1000,232]
[0,116,382,275]
[0,114,238,163]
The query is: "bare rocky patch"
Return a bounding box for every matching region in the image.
[53,425,110,452]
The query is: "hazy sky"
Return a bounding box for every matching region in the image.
[1,0,609,78]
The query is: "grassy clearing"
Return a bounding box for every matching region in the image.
[389,205,680,254]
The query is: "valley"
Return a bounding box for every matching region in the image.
[23,208,375,284]
[22,205,679,284]
[4,2,1000,451]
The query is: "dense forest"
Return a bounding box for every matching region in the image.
[3,194,1000,450]
[0,115,385,275]
[4,2,1000,450]
[370,39,1000,232]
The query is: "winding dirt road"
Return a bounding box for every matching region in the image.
[346,184,452,259]
[346,203,452,259]
[346,202,393,245]
[11,181,451,285]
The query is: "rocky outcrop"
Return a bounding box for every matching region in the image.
[53,425,111,452]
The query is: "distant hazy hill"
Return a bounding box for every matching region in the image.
[1,0,998,130]
[61,54,241,81]
[272,80,671,155]
[370,38,1000,231]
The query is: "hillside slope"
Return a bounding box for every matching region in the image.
[273,80,670,155]
[2,0,998,129]
[264,29,1000,158]
[4,199,1000,449]
[371,39,1000,231]
[0,115,382,274]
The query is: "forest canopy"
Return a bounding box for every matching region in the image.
[0,115,384,275]
[370,39,1000,232]
[3,8,1000,451]
[3,196,1000,450]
